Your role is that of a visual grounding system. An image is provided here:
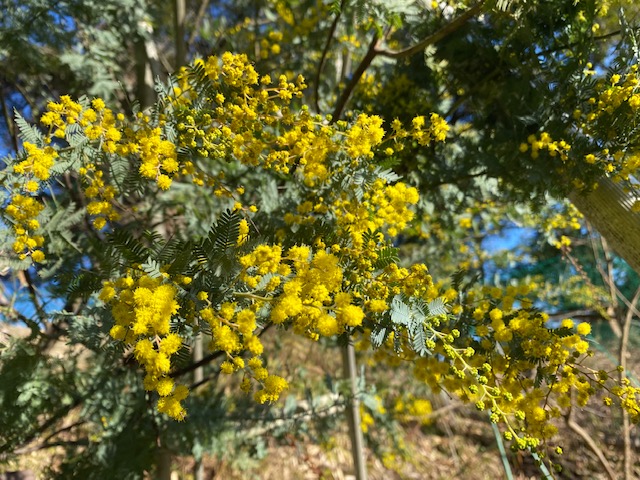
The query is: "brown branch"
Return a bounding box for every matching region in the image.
[563,243,624,337]
[314,0,346,113]
[331,33,380,121]
[373,0,487,59]
[330,0,486,121]
[588,236,640,322]
[0,392,87,455]
[169,349,224,379]
[19,270,46,323]
[174,0,187,69]
[600,236,620,319]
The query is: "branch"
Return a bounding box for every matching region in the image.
[0,84,19,153]
[14,420,87,455]
[331,33,380,121]
[187,0,211,49]
[174,0,187,69]
[171,324,274,379]
[330,0,486,121]
[0,392,86,455]
[373,1,487,59]
[566,414,617,480]
[170,349,224,379]
[600,236,619,317]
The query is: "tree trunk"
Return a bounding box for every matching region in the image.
[569,176,640,275]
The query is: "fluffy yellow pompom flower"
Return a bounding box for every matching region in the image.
[576,322,591,336]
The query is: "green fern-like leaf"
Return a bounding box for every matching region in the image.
[390,295,411,326]
[204,210,241,254]
[372,246,399,270]
[200,210,241,278]
[107,229,151,264]
[370,326,388,348]
[427,298,447,317]
[166,242,194,275]
[411,324,428,356]
[14,111,44,145]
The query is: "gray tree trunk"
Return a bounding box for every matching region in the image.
[569,177,640,275]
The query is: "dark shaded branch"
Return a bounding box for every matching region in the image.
[423,170,489,189]
[0,84,19,153]
[171,324,274,379]
[331,33,380,121]
[373,1,487,59]
[0,394,85,455]
[331,1,486,121]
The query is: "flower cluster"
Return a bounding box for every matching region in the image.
[358,278,640,454]
[130,118,179,190]
[80,164,120,230]
[5,194,45,262]
[571,65,640,203]
[198,294,289,405]
[519,132,571,162]
[345,114,385,158]
[13,142,57,184]
[99,273,188,420]
[7,140,58,262]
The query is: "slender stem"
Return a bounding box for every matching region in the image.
[601,236,619,318]
[490,419,514,480]
[566,396,617,480]
[0,83,19,153]
[536,28,638,57]
[193,332,205,480]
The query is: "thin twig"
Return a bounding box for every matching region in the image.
[536,28,639,57]
[601,235,620,318]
